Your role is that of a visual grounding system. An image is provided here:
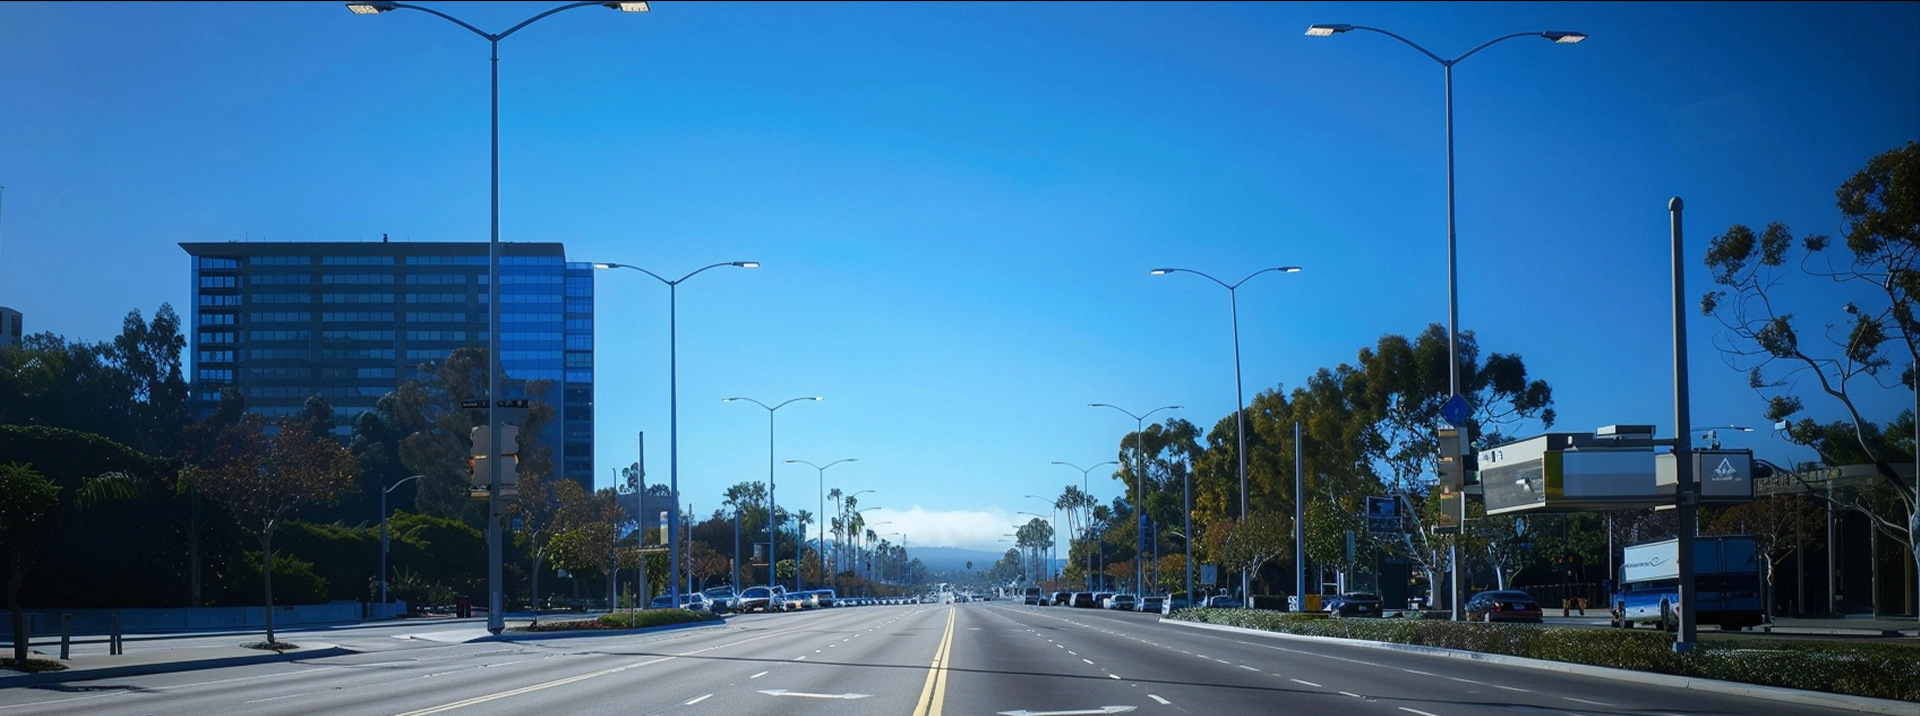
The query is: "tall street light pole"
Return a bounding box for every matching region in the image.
[788,458,857,594]
[1091,403,1181,596]
[1153,266,1301,600]
[1307,22,1585,620]
[380,474,425,609]
[595,261,757,608]
[349,0,649,635]
[1053,460,1116,590]
[725,396,822,591]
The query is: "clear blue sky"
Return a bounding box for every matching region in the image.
[2,2,1915,552]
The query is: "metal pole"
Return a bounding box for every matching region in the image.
[668,282,680,608]
[1295,420,1305,609]
[382,486,390,607]
[486,35,504,636]
[733,506,740,593]
[818,467,825,592]
[1184,456,1193,601]
[768,409,777,590]
[1231,287,1249,600]
[1136,418,1146,596]
[1443,60,1464,623]
[1672,196,1699,651]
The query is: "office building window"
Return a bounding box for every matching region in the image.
[199,275,237,288]
[406,274,470,284]
[251,274,312,285]
[249,348,310,360]
[250,255,312,266]
[407,330,469,341]
[565,334,592,351]
[405,255,488,265]
[198,350,235,363]
[322,312,395,322]
[253,293,313,303]
[323,274,395,284]
[323,256,395,265]
[322,330,395,341]
[200,331,236,344]
[199,294,240,307]
[200,313,236,325]
[405,312,468,322]
[323,293,395,304]
[248,330,311,341]
[198,257,240,270]
[405,293,465,304]
[249,312,312,323]
[197,368,234,381]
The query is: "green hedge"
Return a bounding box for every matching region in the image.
[517,609,719,632]
[1169,609,1920,702]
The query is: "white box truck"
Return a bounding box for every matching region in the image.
[1611,535,1763,631]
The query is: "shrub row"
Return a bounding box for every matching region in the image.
[516,609,719,632]
[1169,608,1919,703]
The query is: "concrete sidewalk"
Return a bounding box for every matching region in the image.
[0,639,351,689]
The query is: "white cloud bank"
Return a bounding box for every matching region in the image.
[858,506,1051,552]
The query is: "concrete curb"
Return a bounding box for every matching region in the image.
[1160,618,1916,715]
[479,618,727,643]
[0,644,353,689]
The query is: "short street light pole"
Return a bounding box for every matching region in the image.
[596,260,757,608]
[725,396,822,591]
[787,458,857,594]
[381,474,425,608]
[349,0,649,636]
[1307,22,1585,620]
[1153,266,1300,600]
[1091,403,1181,596]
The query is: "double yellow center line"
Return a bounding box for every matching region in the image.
[910,607,957,716]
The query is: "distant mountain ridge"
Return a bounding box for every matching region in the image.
[911,545,1061,577]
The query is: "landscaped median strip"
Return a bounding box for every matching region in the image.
[1162,609,1919,713]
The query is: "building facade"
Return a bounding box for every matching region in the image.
[180,241,594,489]
[0,306,20,347]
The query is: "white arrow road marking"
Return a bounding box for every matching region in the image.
[757,690,871,700]
[1148,695,1172,705]
[995,707,1137,716]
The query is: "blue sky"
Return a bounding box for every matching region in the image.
[2,2,1915,552]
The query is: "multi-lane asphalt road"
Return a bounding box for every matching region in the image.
[0,601,1883,716]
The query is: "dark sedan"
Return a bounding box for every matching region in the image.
[1325,592,1384,618]
[1466,590,1544,623]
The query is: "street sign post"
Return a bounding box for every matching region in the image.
[1440,394,1471,427]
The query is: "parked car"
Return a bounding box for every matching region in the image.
[809,589,838,608]
[737,586,778,613]
[1325,592,1384,618]
[1069,592,1098,608]
[1091,592,1114,608]
[1050,591,1073,607]
[1466,590,1544,623]
[1138,596,1165,613]
[1104,594,1138,611]
[649,593,711,611]
[702,587,739,614]
[1161,594,1191,615]
[1022,587,1044,605]
[1201,594,1244,608]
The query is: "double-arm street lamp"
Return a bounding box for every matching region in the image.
[1153,266,1300,600]
[596,261,757,607]
[1090,403,1180,596]
[788,458,858,593]
[380,474,426,608]
[725,396,822,591]
[1053,460,1116,590]
[349,0,648,635]
[1308,22,1585,620]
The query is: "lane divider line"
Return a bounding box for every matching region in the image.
[910,606,958,716]
[685,694,712,705]
[1149,695,1172,705]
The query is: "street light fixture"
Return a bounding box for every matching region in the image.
[350,0,645,635]
[1053,460,1117,590]
[1689,425,1753,450]
[1152,266,1300,601]
[788,458,857,594]
[1090,403,1181,597]
[1307,21,1585,621]
[725,396,823,591]
[380,474,426,609]
[597,261,756,608]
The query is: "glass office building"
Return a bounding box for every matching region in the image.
[180,241,594,490]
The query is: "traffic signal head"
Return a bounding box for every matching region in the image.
[1436,426,1465,490]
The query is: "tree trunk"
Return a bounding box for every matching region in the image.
[261,533,276,645]
[9,544,28,665]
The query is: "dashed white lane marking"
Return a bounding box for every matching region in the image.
[1068,650,1078,656]
[244,693,311,704]
[1149,695,1172,705]
[1338,691,1365,699]
[1399,709,1440,716]
[1403,669,1434,676]
[794,655,807,661]
[750,671,768,679]
[1237,665,1259,671]
[1083,658,1095,665]
[1562,697,1609,706]
[1109,674,1122,680]
[1292,679,1322,687]
[1494,685,1529,693]
[685,694,713,705]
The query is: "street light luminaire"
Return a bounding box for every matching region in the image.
[346,2,394,14]
[1544,31,1587,44]
[1305,24,1352,36]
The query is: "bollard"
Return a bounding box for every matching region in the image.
[60,614,70,660]
[110,611,122,656]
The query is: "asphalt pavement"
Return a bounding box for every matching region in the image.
[0,601,1911,715]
